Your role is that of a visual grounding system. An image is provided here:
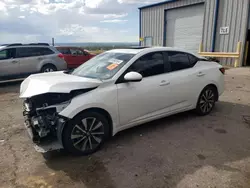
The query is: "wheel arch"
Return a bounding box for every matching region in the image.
[82,107,113,137]
[61,107,113,139]
[204,84,219,101]
[40,62,57,72]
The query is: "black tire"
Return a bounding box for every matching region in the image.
[41,64,57,73]
[196,86,217,116]
[62,111,110,155]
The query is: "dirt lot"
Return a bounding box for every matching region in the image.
[1,68,250,188]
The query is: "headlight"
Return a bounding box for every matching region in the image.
[54,101,71,113]
[36,100,71,114]
[23,100,32,112]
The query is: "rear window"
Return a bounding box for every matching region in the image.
[56,48,71,55]
[188,54,198,66]
[16,47,54,58]
[39,47,54,55]
[168,51,197,72]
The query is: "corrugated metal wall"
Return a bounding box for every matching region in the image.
[140,0,250,66]
[140,0,205,46]
[202,0,216,52]
[214,0,249,66]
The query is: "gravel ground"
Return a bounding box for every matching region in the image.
[0,68,250,188]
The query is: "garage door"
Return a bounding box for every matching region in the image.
[165,3,204,54]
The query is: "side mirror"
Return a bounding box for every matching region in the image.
[124,72,142,82]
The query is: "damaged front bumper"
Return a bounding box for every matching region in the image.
[23,100,69,153]
[24,117,66,153]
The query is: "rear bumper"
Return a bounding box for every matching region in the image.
[218,74,225,96]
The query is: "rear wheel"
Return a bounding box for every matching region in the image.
[41,64,57,73]
[62,111,110,155]
[196,86,217,116]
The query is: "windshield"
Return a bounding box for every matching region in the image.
[71,52,135,80]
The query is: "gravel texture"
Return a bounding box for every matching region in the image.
[0,68,250,188]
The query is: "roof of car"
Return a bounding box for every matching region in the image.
[0,45,52,49]
[108,46,198,55]
[55,46,83,49]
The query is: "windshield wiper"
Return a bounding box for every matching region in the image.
[63,69,74,74]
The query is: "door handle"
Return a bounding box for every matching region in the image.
[160,80,170,86]
[11,60,19,64]
[197,72,205,77]
[37,57,43,60]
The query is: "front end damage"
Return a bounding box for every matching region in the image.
[23,93,71,153]
[19,72,101,153]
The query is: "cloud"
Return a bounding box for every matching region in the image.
[0,0,151,43]
[118,0,162,4]
[0,1,8,15]
[100,19,128,23]
[57,24,136,42]
[103,13,128,19]
[85,0,103,8]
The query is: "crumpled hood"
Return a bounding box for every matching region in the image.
[20,71,102,98]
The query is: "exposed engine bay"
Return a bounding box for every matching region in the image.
[23,88,96,148]
[23,93,71,143]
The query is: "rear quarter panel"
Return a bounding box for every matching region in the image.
[38,54,67,71]
[195,61,224,96]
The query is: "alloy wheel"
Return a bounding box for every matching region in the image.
[199,89,215,113]
[70,117,105,152]
[44,68,54,72]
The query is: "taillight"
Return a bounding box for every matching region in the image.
[58,53,64,59]
[219,67,225,74]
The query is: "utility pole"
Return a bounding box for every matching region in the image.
[52,37,55,46]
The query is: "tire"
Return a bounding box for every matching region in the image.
[62,111,110,155]
[41,64,57,73]
[196,86,217,116]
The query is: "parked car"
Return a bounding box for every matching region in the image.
[55,46,96,69]
[0,43,67,81]
[20,47,224,157]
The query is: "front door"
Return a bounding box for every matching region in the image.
[117,52,173,127]
[0,48,20,80]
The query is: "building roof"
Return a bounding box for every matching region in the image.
[138,0,177,9]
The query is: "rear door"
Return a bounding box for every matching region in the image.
[17,47,54,75]
[0,48,20,80]
[164,51,203,110]
[69,48,89,68]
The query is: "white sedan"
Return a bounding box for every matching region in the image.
[20,47,224,156]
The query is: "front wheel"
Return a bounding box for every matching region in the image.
[196,86,217,116]
[62,111,110,155]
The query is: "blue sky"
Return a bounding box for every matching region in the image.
[0,0,162,43]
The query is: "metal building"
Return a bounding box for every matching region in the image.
[139,0,250,67]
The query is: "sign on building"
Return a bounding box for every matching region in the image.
[220,26,230,35]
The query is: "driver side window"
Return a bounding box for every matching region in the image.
[128,52,164,77]
[0,48,16,60]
